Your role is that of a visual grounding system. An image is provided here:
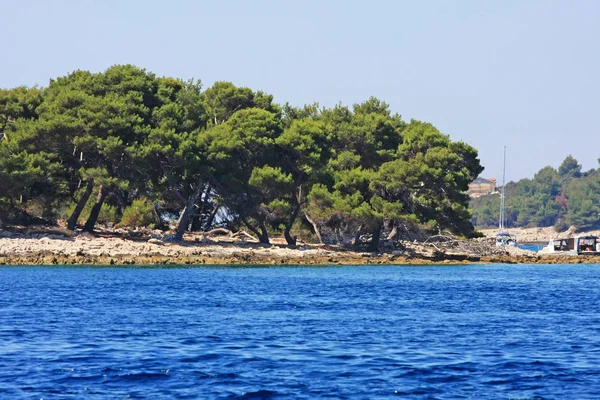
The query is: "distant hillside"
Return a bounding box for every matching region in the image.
[470,155,600,231]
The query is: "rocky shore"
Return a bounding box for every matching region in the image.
[1,226,600,266]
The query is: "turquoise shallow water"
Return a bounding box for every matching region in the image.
[518,243,545,252]
[1,264,600,399]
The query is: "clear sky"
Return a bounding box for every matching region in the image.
[2,0,599,182]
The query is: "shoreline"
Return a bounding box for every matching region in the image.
[1,228,600,265]
[3,254,600,266]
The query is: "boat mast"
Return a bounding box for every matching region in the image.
[499,146,506,231]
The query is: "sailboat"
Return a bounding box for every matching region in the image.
[496,146,517,247]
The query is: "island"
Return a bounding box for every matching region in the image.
[2,66,599,266]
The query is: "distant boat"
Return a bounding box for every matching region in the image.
[539,235,600,255]
[496,146,517,247]
[496,231,517,247]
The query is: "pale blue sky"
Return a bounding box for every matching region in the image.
[2,0,599,181]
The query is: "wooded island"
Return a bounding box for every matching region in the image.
[471,155,600,231]
[0,65,483,249]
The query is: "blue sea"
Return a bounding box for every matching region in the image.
[518,243,545,252]
[1,265,600,399]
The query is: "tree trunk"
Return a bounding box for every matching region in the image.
[204,204,220,231]
[83,185,107,233]
[152,202,162,228]
[284,203,302,246]
[190,207,202,232]
[171,188,187,205]
[387,226,398,241]
[67,179,94,230]
[353,224,364,247]
[114,190,127,215]
[258,222,270,244]
[367,222,383,252]
[283,229,296,246]
[191,184,213,231]
[304,212,323,244]
[174,178,204,242]
[242,218,270,244]
[336,227,344,245]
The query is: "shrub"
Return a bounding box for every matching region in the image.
[97,204,118,225]
[120,198,154,228]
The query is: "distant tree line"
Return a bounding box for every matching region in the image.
[470,155,600,231]
[0,65,483,248]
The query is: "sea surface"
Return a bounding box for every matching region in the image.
[517,243,545,252]
[1,265,600,399]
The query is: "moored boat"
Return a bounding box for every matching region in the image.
[496,231,517,247]
[539,235,600,256]
[496,146,517,247]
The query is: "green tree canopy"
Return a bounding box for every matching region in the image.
[1,66,485,248]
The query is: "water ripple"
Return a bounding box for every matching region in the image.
[1,264,600,398]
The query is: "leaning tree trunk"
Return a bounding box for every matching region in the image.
[67,179,94,230]
[204,204,220,231]
[242,218,270,244]
[174,179,204,242]
[284,203,302,246]
[304,212,323,244]
[367,222,383,252]
[83,185,107,233]
[284,186,303,246]
[386,220,398,241]
[257,222,270,244]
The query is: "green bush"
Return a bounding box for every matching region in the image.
[97,204,118,225]
[120,198,154,228]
